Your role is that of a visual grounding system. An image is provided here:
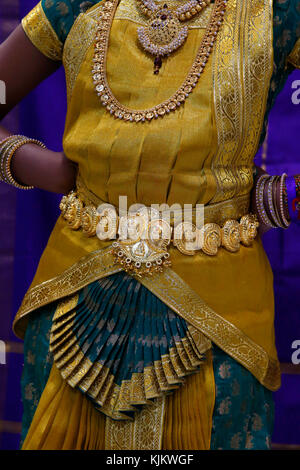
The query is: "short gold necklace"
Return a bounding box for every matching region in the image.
[92,0,227,123]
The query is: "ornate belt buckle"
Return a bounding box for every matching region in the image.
[111,207,172,277]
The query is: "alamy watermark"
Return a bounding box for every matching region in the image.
[0,80,6,104]
[0,340,6,365]
[291,80,300,105]
[94,197,205,251]
[291,339,300,365]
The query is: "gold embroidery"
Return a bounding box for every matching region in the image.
[239,0,273,169]
[210,0,273,203]
[13,246,122,339]
[138,267,281,391]
[63,13,98,102]
[14,240,280,391]
[105,396,165,450]
[288,38,300,69]
[21,3,63,61]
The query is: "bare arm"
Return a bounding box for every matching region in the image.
[0,25,77,194]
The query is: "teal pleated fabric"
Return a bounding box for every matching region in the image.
[49,273,207,420]
[21,271,274,449]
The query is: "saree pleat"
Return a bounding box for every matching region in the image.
[161,350,215,450]
[49,273,210,420]
[21,272,274,450]
[22,364,106,450]
[22,355,215,450]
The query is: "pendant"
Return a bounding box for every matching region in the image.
[137,4,189,74]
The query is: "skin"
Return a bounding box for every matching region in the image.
[0,24,286,233]
[0,25,77,194]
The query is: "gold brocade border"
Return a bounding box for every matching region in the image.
[63,11,98,102]
[14,246,280,391]
[210,0,273,203]
[105,396,165,450]
[211,0,243,202]
[287,37,300,69]
[21,3,63,61]
[13,247,122,339]
[137,268,281,391]
[239,0,273,170]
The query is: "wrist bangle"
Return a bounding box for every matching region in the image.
[266,176,280,228]
[272,175,285,228]
[0,136,28,183]
[278,173,290,228]
[286,175,300,224]
[0,136,13,148]
[0,135,46,190]
[255,174,274,228]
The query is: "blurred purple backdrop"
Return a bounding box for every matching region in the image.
[0,0,299,450]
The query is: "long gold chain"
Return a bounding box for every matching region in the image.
[92,0,227,123]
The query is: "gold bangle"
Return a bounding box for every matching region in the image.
[0,136,46,189]
[0,136,12,148]
[0,136,28,182]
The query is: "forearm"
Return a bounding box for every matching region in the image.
[0,125,77,194]
[0,23,75,194]
[12,144,77,195]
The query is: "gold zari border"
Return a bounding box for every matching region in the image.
[210,0,273,203]
[14,246,280,391]
[105,396,165,450]
[21,3,63,61]
[138,268,281,391]
[63,11,98,102]
[13,246,122,339]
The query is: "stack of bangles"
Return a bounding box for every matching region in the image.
[255,172,300,228]
[255,173,291,229]
[0,134,46,190]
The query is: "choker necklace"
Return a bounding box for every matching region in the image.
[137,0,211,74]
[92,0,227,123]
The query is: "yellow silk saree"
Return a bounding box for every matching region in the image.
[16,0,300,450]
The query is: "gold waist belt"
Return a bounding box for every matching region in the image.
[59,176,259,276]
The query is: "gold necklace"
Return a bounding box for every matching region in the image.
[136,0,211,74]
[92,0,227,123]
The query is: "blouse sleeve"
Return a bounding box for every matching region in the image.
[21,1,98,62]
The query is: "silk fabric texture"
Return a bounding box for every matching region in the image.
[18,0,279,383]
[14,0,295,449]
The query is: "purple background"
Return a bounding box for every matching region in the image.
[0,0,300,450]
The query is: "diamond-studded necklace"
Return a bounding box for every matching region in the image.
[136,0,211,74]
[92,0,227,123]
